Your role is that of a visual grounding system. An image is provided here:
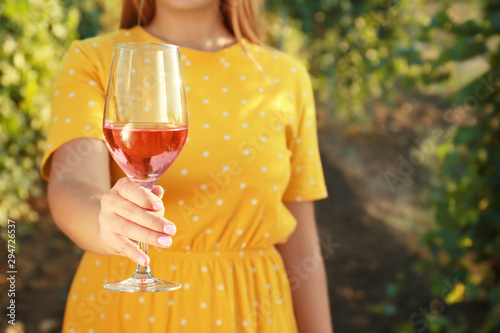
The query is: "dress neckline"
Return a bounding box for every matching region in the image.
[131,25,248,62]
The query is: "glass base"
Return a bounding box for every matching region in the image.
[104,272,181,293]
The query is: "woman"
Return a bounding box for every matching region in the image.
[43,0,333,331]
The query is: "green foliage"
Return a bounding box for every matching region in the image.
[269,0,500,330]
[0,0,116,227]
[0,0,79,225]
[422,0,500,331]
[265,0,430,126]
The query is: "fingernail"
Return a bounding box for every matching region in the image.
[158,236,172,247]
[163,224,176,236]
[139,257,148,266]
[153,201,163,211]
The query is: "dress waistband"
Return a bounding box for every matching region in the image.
[155,246,279,260]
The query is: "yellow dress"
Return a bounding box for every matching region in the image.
[41,26,327,333]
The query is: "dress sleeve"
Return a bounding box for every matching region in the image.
[41,40,106,180]
[282,66,328,202]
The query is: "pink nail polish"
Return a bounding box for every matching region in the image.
[153,201,163,211]
[163,224,177,236]
[158,236,172,247]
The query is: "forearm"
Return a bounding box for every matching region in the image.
[48,179,113,256]
[278,201,334,333]
[47,138,114,256]
[285,254,333,333]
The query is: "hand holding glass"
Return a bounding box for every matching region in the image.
[102,43,188,292]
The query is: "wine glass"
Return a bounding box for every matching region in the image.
[102,42,188,292]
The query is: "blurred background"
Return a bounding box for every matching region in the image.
[0,0,499,332]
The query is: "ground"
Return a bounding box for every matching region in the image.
[0,95,463,332]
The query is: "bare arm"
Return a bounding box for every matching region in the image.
[47,138,176,266]
[276,201,334,333]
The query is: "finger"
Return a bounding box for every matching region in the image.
[105,192,171,233]
[115,236,150,266]
[151,185,164,199]
[150,186,165,216]
[99,230,150,265]
[110,213,174,248]
[114,178,164,211]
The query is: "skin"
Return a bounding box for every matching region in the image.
[278,202,334,332]
[48,138,173,266]
[48,0,333,331]
[146,0,236,52]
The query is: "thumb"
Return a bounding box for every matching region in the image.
[151,185,164,199]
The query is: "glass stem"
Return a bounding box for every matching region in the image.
[133,179,156,279]
[135,242,151,275]
[132,179,156,277]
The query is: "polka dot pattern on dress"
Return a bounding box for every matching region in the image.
[43,28,328,332]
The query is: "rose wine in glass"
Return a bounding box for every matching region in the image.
[102,42,188,292]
